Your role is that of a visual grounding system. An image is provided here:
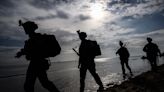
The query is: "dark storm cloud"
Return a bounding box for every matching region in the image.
[38,28,77,45]
[46,29,77,46]
[120,16,135,20]
[34,10,69,20]
[34,14,56,20]
[123,0,146,3]
[0,36,24,47]
[0,21,76,48]
[107,0,146,5]
[107,0,164,15]
[0,21,26,47]
[53,29,75,38]
[78,14,91,21]
[28,0,74,10]
[0,0,16,8]
[120,11,164,34]
[144,1,164,9]
[0,0,18,17]
[56,10,69,19]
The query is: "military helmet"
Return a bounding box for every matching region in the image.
[147,37,152,42]
[19,20,38,33]
[79,32,87,39]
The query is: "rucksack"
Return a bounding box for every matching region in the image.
[41,34,61,58]
[24,33,61,60]
[86,40,101,57]
[117,47,130,58]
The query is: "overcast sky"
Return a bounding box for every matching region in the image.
[0,0,164,62]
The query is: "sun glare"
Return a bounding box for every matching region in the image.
[90,3,105,20]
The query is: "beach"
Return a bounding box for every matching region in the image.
[106,64,164,92]
[0,54,163,92]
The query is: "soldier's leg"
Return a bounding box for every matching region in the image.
[152,57,157,71]
[38,70,60,92]
[148,58,154,71]
[88,64,103,89]
[125,59,132,74]
[120,60,125,75]
[24,66,37,92]
[80,66,87,92]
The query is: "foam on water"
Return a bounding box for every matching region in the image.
[94,58,111,63]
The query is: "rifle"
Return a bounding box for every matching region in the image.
[141,56,147,60]
[72,48,81,69]
[72,48,79,56]
[161,52,164,57]
[72,30,80,56]
[141,52,164,60]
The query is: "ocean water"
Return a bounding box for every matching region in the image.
[0,56,163,92]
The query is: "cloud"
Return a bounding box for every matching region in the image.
[34,14,56,20]
[0,36,24,47]
[34,10,69,20]
[118,11,164,33]
[38,28,78,46]
[106,0,164,19]
[0,0,164,60]
[52,29,77,45]
[118,29,164,48]
[0,0,19,17]
[27,0,73,10]
[77,14,91,21]
[0,0,16,8]
[0,21,27,47]
[56,10,69,19]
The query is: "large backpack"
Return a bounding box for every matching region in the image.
[91,40,101,56]
[85,40,101,57]
[24,33,61,60]
[42,34,61,58]
[117,47,130,58]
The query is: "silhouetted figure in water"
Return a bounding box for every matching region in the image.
[15,20,61,92]
[77,30,104,92]
[116,41,133,78]
[143,37,161,71]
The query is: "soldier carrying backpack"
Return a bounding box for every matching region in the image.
[116,41,133,79]
[15,20,61,92]
[76,30,104,92]
[143,37,161,71]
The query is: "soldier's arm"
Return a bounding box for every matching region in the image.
[15,48,25,58]
[156,44,162,56]
[126,48,130,57]
[116,49,119,55]
[15,40,28,58]
[78,60,81,69]
[143,45,147,52]
[78,47,82,69]
[77,30,80,34]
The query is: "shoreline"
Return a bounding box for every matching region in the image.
[104,64,164,92]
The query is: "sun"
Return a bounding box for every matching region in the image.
[90,3,105,20]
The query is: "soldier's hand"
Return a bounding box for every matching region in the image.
[15,52,22,58]
[77,30,80,33]
[160,54,163,57]
[78,64,81,69]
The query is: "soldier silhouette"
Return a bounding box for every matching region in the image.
[15,20,60,92]
[76,30,104,92]
[116,41,133,78]
[143,37,161,71]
